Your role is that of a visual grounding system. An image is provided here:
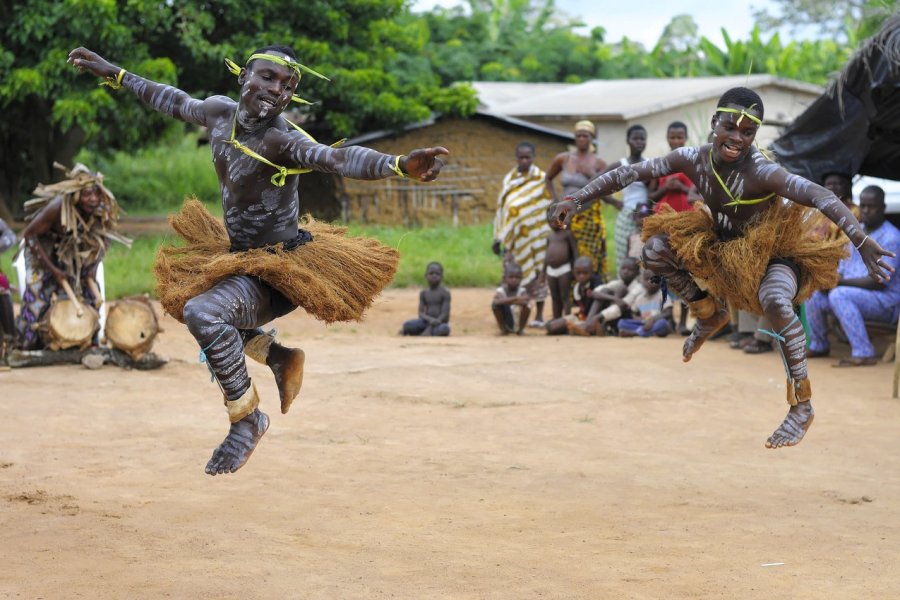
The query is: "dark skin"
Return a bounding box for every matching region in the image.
[837,190,888,291]
[23,186,103,298]
[543,218,578,319]
[545,130,621,210]
[552,102,896,450]
[547,257,597,335]
[69,47,449,475]
[585,258,639,331]
[417,264,451,335]
[493,146,536,256]
[648,127,695,203]
[823,173,853,205]
[492,267,531,335]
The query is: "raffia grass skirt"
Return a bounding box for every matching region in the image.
[641,201,848,314]
[154,199,399,324]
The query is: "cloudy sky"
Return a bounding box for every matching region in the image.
[411,0,800,49]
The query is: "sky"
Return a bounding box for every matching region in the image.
[411,0,798,49]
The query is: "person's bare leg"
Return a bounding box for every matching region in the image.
[558,271,574,315]
[492,305,510,335]
[757,263,815,448]
[516,304,531,334]
[205,408,269,475]
[547,275,563,320]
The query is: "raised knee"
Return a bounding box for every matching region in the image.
[641,235,670,269]
[183,298,212,333]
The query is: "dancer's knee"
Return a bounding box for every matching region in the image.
[183,297,217,336]
[641,234,673,274]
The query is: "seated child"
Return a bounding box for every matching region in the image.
[618,269,674,338]
[546,256,604,335]
[585,256,641,334]
[401,261,451,336]
[492,262,531,335]
[543,204,579,320]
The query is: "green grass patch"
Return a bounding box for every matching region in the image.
[4,202,619,300]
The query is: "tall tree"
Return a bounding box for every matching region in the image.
[0,0,477,219]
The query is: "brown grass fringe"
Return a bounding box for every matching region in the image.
[154,198,399,324]
[641,201,848,314]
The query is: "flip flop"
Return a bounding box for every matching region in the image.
[833,356,879,367]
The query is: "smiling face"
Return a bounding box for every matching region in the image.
[238,55,300,119]
[710,104,761,163]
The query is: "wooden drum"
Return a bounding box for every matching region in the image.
[41,299,100,351]
[104,296,159,360]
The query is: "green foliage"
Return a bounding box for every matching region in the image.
[77,133,221,215]
[0,0,479,217]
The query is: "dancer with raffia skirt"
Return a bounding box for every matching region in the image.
[68,45,448,475]
[552,87,895,449]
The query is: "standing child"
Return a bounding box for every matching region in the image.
[401,262,450,336]
[543,205,579,320]
[492,263,531,335]
[617,269,674,337]
[649,121,696,214]
[605,125,649,274]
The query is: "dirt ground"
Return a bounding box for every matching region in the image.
[1,288,899,599]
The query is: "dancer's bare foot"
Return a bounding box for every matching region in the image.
[682,309,730,362]
[205,409,269,475]
[266,343,305,414]
[765,401,814,449]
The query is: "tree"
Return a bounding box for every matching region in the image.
[0,0,477,219]
[752,0,899,42]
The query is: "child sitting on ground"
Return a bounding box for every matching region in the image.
[585,256,642,334]
[492,262,531,335]
[543,204,579,320]
[401,261,451,336]
[617,269,674,338]
[546,256,604,335]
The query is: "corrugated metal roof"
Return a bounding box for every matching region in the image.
[474,75,823,119]
[470,81,575,111]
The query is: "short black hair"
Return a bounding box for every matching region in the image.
[426,261,443,272]
[822,172,852,185]
[504,262,523,275]
[861,185,886,204]
[626,124,646,138]
[717,87,764,118]
[516,141,536,154]
[667,121,688,134]
[248,45,298,70]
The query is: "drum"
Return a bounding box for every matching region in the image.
[104,296,159,360]
[41,298,100,351]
